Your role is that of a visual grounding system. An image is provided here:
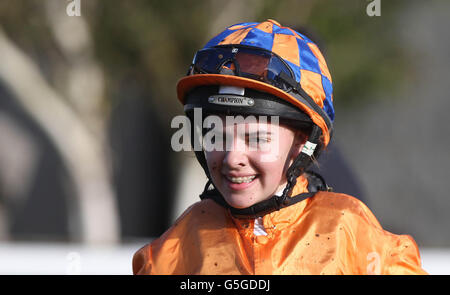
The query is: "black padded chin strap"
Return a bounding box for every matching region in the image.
[199,184,316,219]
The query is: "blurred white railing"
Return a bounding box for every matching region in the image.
[0,242,448,275]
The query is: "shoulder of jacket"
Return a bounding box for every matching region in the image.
[132,243,152,274]
[173,198,228,223]
[310,191,369,212]
[308,191,382,228]
[306,193,426,274]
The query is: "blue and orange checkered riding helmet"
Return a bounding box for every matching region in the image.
[177,20,335,210]
[177,19,334,148]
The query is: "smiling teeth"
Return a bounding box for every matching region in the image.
[228,175,256,184]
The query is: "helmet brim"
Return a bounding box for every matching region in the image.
[177,74,331,146]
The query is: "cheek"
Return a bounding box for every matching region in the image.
[257,146,293,189]
[254,140,293,173]
[252,152,285,177]
[204,151,222,172]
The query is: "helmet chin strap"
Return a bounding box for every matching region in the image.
[278,124,322,205]
[199,125,323,219]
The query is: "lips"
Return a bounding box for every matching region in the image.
[223,173,258,191]
[226,175,256,184]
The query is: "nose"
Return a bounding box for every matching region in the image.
[223,149,248,168]
[222,137,248,168]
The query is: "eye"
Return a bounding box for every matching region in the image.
[246,134,271,148]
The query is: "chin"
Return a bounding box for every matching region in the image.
[223,194,259,209]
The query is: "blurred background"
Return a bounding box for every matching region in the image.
[0,0,449,274]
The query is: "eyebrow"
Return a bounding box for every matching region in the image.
[205,128,273,139]
[206,128,272,134]
[246,131,272,136]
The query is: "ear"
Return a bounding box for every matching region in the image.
[290,130,308,159]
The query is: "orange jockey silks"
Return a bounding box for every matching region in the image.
[133,176,427,275]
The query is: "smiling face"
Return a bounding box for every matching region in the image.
[204,115,307,209]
